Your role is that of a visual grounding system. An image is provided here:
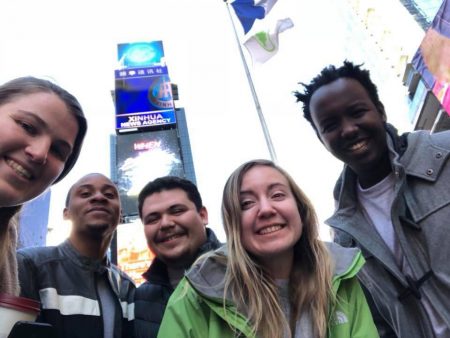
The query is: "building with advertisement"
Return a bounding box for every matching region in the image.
[344,0,449,131]
[112,40,196,285]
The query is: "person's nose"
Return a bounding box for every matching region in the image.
[340,118,358,139]
[257,197,276,218]
[25,136,51,165]
[160,214,175,230]
[90,190,108,203]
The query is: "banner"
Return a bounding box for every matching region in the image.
[412,0,450,115]
[231,0,278,34]
[244,18,294,64]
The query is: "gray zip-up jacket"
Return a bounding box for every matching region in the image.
[327,127,450,338]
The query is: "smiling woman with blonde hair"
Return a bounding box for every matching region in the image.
[158,159,378,338]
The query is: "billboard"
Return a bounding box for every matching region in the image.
[115,65,176,130]
[116,129,184,217]
[412,0,450,115]
[117,41,165,69]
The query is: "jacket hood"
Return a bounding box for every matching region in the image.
[185,242,363,300]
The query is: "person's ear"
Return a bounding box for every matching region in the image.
[63,207,70,221]
[199,206,208,226]
[377,103,387,122]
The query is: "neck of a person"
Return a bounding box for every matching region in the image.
[166,265,186,289]
[356,153,392,189]
[261,251,293,280]
[69,231,112,260]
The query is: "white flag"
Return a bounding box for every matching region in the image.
[243,18,294,64]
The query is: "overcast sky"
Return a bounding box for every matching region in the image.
[0,0,421,243]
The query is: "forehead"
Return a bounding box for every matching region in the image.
[309,78,373,113]
[72,174,116,192]
[241,166,289,189]
[143,188,192,210]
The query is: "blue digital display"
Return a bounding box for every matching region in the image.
[117,41,165,68]
[115,72,174,114]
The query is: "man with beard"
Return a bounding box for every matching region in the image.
[18,173,135,338]
[134,176,221,338]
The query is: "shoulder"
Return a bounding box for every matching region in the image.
[17,245,60,265]
[325,242,364,279]
[136,279,172,301]
[408,130,450,150]
[110,263,135,283]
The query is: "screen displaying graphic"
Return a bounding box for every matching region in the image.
[115,66,173,113]
[117,41,165,68]
[412,0,450,115]
[116,129,184,216]
[117,219,153,286]
[114,65,176,130]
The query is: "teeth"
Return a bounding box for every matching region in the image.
[259,225,282,235]
[163,234,183,242]
[6,159,32,179]
[349,141,366,151]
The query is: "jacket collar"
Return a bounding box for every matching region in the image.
[60,239,110,272]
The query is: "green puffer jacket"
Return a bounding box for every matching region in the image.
[158,242,379,338]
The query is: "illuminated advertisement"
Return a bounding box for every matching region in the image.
[117,40,165,68]
[412,0,450,114]
[117,219,153,286]
[115,65,176,130]
[116,129,184,217]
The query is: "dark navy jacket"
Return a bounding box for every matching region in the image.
[134,228,221,338]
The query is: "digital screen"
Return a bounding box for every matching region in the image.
[116,129,184,217]
[115,111,176,130]
[114,65,175,131]
[115,69,173,114]
[117,41,165,68]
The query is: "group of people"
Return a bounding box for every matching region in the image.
[0,60,449,338]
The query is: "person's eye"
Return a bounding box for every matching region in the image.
[80,191,91,198]
[50,145,70,161]
[272,192,285,200]
[104,192,116,199]
[351,109,366,118]
[16,120,38,135]
[321,122,337,133]
[171,208,185,215]
[240,200,254,210]
[145,216,159,225]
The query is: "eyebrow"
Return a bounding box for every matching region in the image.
[76,184,117,192]
[240,182,287,195]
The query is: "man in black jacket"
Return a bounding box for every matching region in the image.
[18,173,135,338]
[134,176,221,338]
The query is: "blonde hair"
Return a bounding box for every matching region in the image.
[221,159,333,338]
[0,206,21,295]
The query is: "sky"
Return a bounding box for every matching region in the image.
[0,0,423,243]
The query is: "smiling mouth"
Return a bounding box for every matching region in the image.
[5,158,32,179]
[258,225,283,235]
[88,208,110,214]
[347,140,368,153]
[160,233,185,243]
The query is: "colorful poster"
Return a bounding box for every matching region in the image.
[412,0,450,115]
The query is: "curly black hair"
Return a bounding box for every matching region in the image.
[293,60,384,133]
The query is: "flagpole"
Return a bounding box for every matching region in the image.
[224,1,278,163]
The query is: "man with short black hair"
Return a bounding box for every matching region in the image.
[294,60,450,338]
[134,176,221,338]
[18,173,135,338]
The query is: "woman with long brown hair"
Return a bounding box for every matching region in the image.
[158,159,378,337]
[0,76,87,296]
